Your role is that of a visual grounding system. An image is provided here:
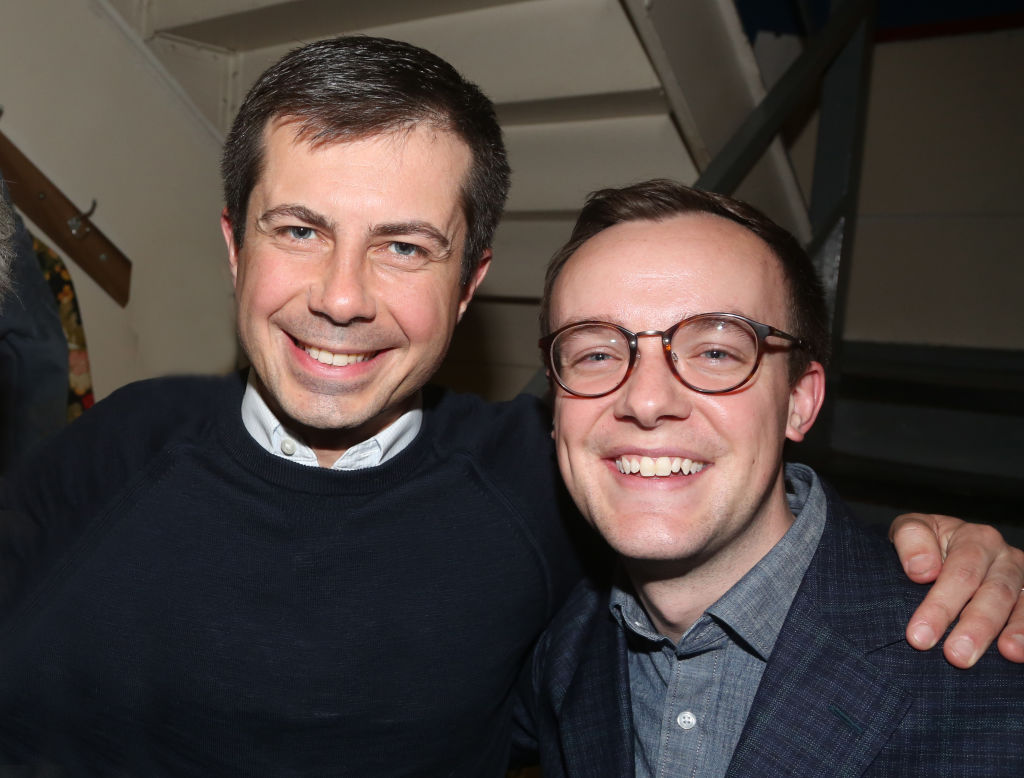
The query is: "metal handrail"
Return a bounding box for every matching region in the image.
[694,0,873,200]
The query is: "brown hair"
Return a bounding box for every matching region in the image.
[540,180,829,380]
[221,36,510,284]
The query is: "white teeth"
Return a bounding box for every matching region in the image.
[304,345,371,366]
[615,455,708,477]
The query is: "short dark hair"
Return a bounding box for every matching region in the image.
[221,35,510,284]
[540,179,829,381]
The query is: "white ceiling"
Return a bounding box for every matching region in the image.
[105,0,811,302]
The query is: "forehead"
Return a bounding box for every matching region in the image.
[551,213,789,329]
[254,119,471,225]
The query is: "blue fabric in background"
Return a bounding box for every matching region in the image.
[0,172,68,473]
[734,0,1024,41]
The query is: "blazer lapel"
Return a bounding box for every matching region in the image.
[728,492,916,777]
[727,593,912,776]
[557,607,634,778]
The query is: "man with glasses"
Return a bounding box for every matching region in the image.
[515,180,1023,777]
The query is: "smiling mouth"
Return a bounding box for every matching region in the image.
[299,341,378,367]
[615,455,708,477]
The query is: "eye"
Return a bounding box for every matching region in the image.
[388,241,422,257]
[699,347,735,362]
[286,226,316,241]
[567,347,625,372]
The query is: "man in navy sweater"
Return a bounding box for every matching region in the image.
[0,37,1021,775]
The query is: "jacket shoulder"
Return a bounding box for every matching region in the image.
[802,484,926,645]
[732,481,1024,776]
[531,578,610,694]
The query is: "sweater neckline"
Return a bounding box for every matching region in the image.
[213,375,439,496]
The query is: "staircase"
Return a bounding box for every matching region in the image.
[105,0,811,395]
[105,0,1024,532]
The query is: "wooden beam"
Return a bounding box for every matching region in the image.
[0,130,132,306]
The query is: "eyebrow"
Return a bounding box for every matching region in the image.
[555,310,750,330]
[371,222,454,258]
[556,315,623,329]
[257,204,333,233]
[256,208,455,258]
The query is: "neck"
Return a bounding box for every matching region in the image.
[300,426,368,468]
[249,374,414,469]
[624,488,795,643]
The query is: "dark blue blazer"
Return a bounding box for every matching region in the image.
[514,483,1024,777]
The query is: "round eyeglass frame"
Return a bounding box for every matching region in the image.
[538,312,806,398]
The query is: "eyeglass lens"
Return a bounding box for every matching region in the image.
[550,316,759,395]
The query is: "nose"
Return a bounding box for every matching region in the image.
[613,336,692,428]
[308,246,376,325]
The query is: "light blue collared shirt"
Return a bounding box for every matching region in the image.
[611,463,827,778]
[240,377,422,470]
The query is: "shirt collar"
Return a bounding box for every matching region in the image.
[611,463,827,660]
[240,375,422,470]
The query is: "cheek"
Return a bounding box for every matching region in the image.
[550,407,573,479]
[236,254,304,311]
[552,402,598,479]
[705,389,783,429]
[385,275,463,348]
[709,395,789,465]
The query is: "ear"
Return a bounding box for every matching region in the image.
[456,248,492,322]
[220,208,241,287]
[785,361,826,443]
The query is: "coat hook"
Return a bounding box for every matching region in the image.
[68,198,97,238]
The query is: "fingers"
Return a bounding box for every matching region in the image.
[890,513,952,584]
[905,526,993,657]
[905,523,1024,668]
[995,594,1024,663]
[943,541,1024,667]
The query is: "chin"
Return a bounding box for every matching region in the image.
[596,519,705,563]
[278,394,367,433]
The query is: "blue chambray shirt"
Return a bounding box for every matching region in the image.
[610,463,827,778]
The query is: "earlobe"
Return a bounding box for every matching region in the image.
[785,361,826,442]
[457,249,492,321]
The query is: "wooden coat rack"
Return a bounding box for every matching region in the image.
[0,120,132,306]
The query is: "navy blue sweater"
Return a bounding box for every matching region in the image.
[0,373,581,775]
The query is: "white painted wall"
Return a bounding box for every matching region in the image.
[0,0,237,399]
[3,1,1018,406]
[787,28,1024,351]
[847,28,1024,349]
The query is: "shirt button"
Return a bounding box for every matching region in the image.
[280,438,297,456]
[676,710,697,730]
